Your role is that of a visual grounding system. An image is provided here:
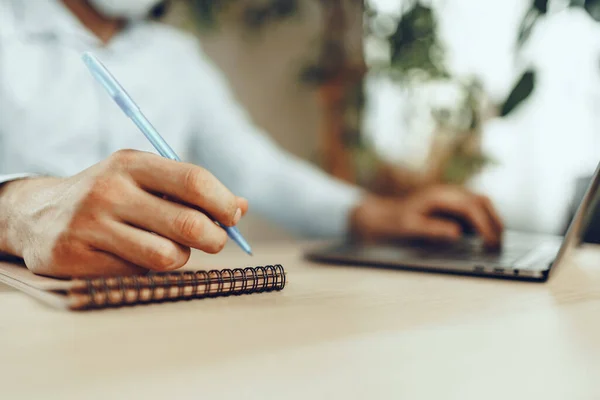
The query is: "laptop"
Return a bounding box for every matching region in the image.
[305,163,600,282]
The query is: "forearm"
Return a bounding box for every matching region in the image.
[250,156,364,238]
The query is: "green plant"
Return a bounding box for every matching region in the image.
[365,1,499,184]
[190,0,600,111]
[365,1,445,80]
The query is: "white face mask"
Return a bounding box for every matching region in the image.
[88,0,163,20]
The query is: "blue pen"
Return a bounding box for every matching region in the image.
[82,51,252,256]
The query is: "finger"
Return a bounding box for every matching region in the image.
[157,193,248,220]
[477,195,504,234]
[116,189,228,254]
[72,250,148,278]
[85,219,191,272]
[38,245,147,279]
[425,190,500,246]
[112,151,239,227]
[406,217,462,242]
[237,197,249,217]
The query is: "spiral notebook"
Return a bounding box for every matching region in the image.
[0,261,286,311]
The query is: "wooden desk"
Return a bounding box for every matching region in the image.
[1,241,600,399]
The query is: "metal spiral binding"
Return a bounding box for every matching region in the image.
[82,264,286,309]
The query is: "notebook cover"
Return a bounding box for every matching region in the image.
[0,261,286,310]
[0,261,74,291]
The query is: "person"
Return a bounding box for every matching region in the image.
[0,0,503,278]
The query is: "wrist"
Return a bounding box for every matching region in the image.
[0,177,58,257]
[349,194,384,241]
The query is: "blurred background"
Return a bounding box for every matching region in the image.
[163,0,600,241]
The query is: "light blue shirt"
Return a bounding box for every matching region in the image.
[0,0,363,238]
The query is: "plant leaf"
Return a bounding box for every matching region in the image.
[570,0,600,20]
[517,11,538,47]
[190,0,232,30]
[570,0,586,8]
[500,70,536,117]
[533,0,549,13]
[585,0,600,21]
[516,0,548,47]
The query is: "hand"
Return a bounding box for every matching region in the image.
[0,150,248,278]
[350,185,504,247]
[369,163,431,196]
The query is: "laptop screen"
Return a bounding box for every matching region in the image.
[550,162,600,276]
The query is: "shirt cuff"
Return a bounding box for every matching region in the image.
[322,185,365,238]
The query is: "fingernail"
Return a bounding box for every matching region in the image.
[233,208,242,225]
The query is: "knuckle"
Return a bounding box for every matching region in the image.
[182,166,237,224]
[85,175,124,207]
[108,149,138,170]
[146,242,181,271]
[466,197,479,210]
[174,210,204,241]
[48,235,86,273]
[183,167,212,196]
[204,232,228,254]
[68,211,101,235]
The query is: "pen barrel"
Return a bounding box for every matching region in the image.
[130,113,181,162]
[225,225,253,255]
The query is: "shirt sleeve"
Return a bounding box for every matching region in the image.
[185,46,364,238]
[0,174,38,186]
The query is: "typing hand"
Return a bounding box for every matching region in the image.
[0,150,248,278]
[350,185,504,248]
